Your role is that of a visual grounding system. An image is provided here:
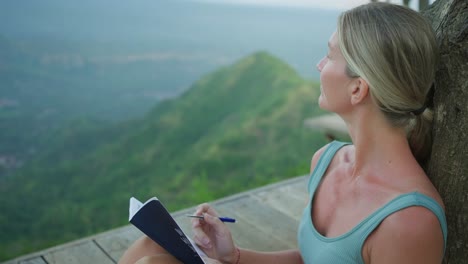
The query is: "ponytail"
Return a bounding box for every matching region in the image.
[408,108,433,166]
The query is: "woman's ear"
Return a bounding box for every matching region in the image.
[350,78,369,105]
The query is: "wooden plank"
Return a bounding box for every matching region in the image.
[94,226,144,263]
[283,177,309,200]
[253,181,309,222]
[217,200,292,251]
[1,257,47,264]
[304,114,348,135]
[217,196,298,251]
[1,259,18,264]
[43,241,114,264]
[19,257,47,264]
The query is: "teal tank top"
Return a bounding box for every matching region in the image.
[297,141,448,264]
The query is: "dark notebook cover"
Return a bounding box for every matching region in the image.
[129,197,206,264]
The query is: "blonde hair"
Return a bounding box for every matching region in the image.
[337,2,438,164]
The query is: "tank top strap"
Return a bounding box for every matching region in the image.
[307,141,351,194]
[356,192,448,254]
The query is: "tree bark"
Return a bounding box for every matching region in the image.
[424,0,468,263]
[419,0,430,10]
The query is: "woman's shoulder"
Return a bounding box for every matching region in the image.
[364,177,446,262]
[309,144,329,173]
[366,202,445,263]
[309,141,353,174]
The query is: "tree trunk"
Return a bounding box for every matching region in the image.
[424,0,468,263]
[419,0,430,10]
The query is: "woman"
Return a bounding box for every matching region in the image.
[120,2,447,263]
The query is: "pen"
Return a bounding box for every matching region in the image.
[186,214,236,223]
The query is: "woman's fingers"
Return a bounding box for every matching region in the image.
[191,205,236,262]
[192,224,212,249]
[191,203,220,238]
[191,203,233,251]
[203,213,228,237]
[194,203,219,217]
[191,208,213,249]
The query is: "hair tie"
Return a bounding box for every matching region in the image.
[235,247,241,264]
[412,82,435,116]
[411,105,427,116]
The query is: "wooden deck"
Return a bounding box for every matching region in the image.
[2,175,309,264]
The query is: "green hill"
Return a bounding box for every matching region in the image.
[0,51,328,260]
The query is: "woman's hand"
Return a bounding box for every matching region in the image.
[192,203,238,264]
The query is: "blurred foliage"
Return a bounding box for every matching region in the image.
[0,51,329,261]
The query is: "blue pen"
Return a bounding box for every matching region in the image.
[186,214,236,223]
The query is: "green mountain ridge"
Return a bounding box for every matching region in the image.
[0,51,328,260]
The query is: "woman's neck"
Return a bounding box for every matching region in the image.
[341,108,413,180]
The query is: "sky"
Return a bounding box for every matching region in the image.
[194,0,435,10]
